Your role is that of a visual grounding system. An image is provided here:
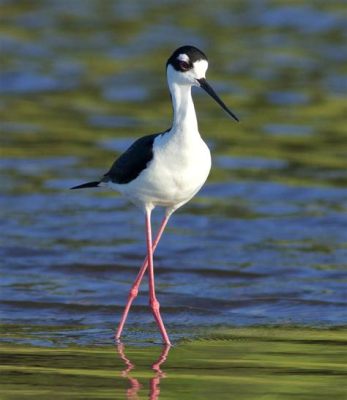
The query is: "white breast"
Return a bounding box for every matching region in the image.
[112,131,211,211]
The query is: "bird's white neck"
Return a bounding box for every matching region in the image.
[169,82,198,134]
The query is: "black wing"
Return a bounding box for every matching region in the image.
[102,132,165,184]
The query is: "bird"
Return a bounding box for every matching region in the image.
[71,45,239,345]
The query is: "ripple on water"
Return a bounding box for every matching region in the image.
[1,0,346,347]
[2,176,346,343]
[266,91,310,106]
[215,155,287,169]
[262,123,314,136]
[0,70,78,94]
[89,115,140,129]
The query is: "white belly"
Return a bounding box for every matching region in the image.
[110,133,211,211]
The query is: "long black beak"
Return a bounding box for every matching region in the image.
[197,78,239,122]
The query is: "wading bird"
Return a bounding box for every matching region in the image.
[71,46,239,345]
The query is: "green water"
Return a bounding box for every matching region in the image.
[1,0,347,398]
[2,328,347,400]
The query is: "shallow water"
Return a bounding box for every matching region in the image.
[1,0,347,398]
[2,328,347,400]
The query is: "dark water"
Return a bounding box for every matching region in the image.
[1,178,347,345]
[1,0,347,344]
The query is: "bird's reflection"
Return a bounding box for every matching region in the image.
[116,343,171,400]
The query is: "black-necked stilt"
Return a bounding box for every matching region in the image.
[71,45,239,345]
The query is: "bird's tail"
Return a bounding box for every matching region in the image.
[70,181,101,190]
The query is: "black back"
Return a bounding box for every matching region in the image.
[102,131,168,184]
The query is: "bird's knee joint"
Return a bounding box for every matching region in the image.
[150,299,160,311]
[129,287,138,299]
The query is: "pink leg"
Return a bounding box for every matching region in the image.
[115,211,171,341]
[146,209,171,345]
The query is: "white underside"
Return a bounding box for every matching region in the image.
[108,130,211,213]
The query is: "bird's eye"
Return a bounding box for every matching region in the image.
[179,61,190,71]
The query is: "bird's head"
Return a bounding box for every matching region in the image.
[166,45,208,86]
[166,45,239,121]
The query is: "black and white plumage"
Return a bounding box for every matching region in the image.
[71,45,239,344]
[72,132,167,188]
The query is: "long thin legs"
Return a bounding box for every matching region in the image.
[115,211,171,342]
[146,209,171,344]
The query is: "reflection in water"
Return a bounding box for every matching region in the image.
[150,345,171,400]
[1,0,347,350]
[116,343,171,400]
[117,343,142,399]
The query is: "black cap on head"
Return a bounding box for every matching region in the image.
[167,45,207,72]
[167,45,239,122]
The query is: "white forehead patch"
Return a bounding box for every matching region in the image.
[193,59,208,78]
[177,53,190,63]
